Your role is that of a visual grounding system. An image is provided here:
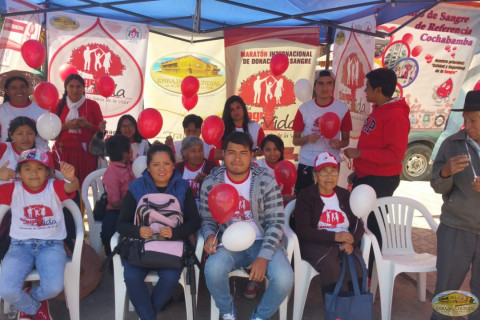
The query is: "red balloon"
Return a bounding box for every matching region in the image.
[319,112,341,139]
[33,82,59,110]
[21,40,46,69]
[208,184,239,224]
[274,160,297,189]
[96,75,115,98]
[59,64,78,82]
[181,76,200,98]
[411,46,423,58]
[137,108,163,139]
[474,80,480,91]
[270,53,289,76]
[202,115,225,145]
[182,94,198,111]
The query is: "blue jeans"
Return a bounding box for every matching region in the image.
[123,259,183,320]
[0,239,67,315]
[101,209,120,256]
[204,240,293,319]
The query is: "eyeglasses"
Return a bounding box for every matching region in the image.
[121,124,135,129]
[317,170,339,177]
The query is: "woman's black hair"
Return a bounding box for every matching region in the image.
[56,74,85,118]
[3,76,29,103]
[114,114,145,143]
[260,134,285,161]
[146,144,175,167]
[6,116,38,144]
[221,95,251,141]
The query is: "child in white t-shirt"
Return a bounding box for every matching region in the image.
[0,148,78,320]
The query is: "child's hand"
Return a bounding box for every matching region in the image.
[60,162,76,182]
[0,161,14,181]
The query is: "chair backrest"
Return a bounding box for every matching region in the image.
[81,168,107,222]
[284,199,301,265]
[372,196,438,256]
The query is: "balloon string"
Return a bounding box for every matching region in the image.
[209,227,221,253]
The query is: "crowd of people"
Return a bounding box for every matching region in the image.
[0,66,478,320]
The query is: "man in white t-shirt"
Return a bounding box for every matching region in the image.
[292,70,352,193]
[199,132,293,320]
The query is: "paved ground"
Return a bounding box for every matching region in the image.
[0,180,472,320]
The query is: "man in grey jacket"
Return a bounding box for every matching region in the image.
[199,132,293,320]
[431,90,480,319]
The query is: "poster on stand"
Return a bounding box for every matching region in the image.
[224,27,320,160]
[46,11,148,133]
[144,29,226,142]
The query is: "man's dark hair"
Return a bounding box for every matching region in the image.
[366,68,397,97]
[223,131,253,151]
[182,114,203,129]
[105,134,131,162]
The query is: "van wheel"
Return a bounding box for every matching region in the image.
[401,144,433,181]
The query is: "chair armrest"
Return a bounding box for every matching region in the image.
[0,204,10,225]
[195,231,204,263]
[63,199,84,264]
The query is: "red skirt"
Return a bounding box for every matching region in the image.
[53,141,97,187]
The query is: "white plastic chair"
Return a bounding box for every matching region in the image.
[285,199,372,320]
[195,212,295,320]
[368,196,438,320]
[110,232,200,320]
[0,199,84,320]
[81,168,106,255]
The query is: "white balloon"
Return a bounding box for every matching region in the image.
[222,221,256,252]
[36,112,61,140]
[132,155,147,178]
[294,78,312,102]
[349,184,377,219]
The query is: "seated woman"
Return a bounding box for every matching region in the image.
[293,152,364,297]
[175,136,218,208]
[116,144,200,320]
[115,114,149,159]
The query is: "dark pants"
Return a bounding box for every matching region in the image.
[123,259,183,320]
[432,223,480,320]
[101,209,120,256]
[295,163,314,195]
[352,174,400,277]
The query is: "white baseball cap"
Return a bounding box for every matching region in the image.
[314,152,338,171]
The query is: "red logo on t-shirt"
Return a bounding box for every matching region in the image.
[232,195,251,220]
[319,209,345,227]
[21,205,54,227]
[312,116,322,135]
[187,179,200,198]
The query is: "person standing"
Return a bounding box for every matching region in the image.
[200,132,293,320]
[344,68,410,273]
[52,74,105,186]
[292,70,352,193]
[430,90,480,320]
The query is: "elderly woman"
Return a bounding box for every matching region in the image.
[0,70,48,151]
[175,136,218,208]
[52,74,104,185]
[117,144,200,320]
[293,152,364,296]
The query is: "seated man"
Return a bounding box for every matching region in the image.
[199,131,293,320]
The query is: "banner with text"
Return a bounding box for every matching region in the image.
[0,0,43,73]
[144,29,226,142]
[332,16,376,186]
[47,12,148,133]
[376,3,480,131]
[224,27,319,160]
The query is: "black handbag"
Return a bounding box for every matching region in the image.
[92,190,108,221]
[324,253,373,320]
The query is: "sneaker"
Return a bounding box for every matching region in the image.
[243,281,258,299]
[34,300,52,320]
[17,311,33,320]
[249,313,267,320]
[221,312,236,320]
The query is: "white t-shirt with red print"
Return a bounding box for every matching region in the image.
[0,179,74,240]
[182,160,205,208]
[253,158,275,176]
[292,98,352,166]
[317,192,349,232]
[224,170,263,240]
